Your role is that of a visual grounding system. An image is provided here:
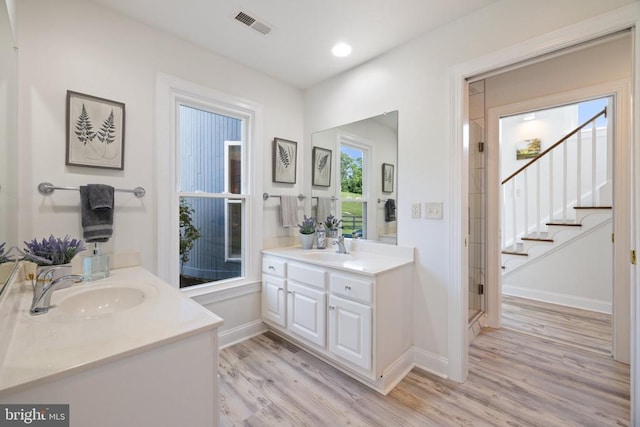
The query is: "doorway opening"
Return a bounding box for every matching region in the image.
[497,97,614,356]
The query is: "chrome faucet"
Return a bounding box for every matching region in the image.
[30,267,83,315]
[333,235,348,254]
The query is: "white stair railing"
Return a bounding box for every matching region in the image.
[501,107,608,251]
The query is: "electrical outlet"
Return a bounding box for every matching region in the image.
[411,203,421,219]
[425,202,443,219]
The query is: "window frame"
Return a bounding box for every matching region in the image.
[156,73,263,296]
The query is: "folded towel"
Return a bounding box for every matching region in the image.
[384,198,396,222]
[280,195,299,228]
[316,197,332,224]
[88,183,114,210]
[80,185,114,243]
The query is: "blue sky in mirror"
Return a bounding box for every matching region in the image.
[341,146,363,159]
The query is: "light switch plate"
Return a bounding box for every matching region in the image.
[425,202,443,219]
[411,203,421,219]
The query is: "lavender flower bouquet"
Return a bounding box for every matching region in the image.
[23,235,86,266]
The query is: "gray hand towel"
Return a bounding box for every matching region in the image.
[80,185,114,242]
[280,195,299,228]
[316,197,332,225]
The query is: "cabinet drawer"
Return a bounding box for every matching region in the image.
[288,262,326,290]
[330,274,373,305]
[262,257,286,277]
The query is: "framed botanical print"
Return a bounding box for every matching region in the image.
[312,146,332,187]
[66,91,125,170]
[272,137,297,184]
[382,163,394,193]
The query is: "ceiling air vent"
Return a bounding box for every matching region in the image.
[234,11,272,36]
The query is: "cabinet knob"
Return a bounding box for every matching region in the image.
[268,265,275,270]
[278,287,284,292]
[287,290,293,294]
[345,285,352,291]
[329,305,335,310]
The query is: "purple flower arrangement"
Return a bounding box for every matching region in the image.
[22,235,86,266]
[0,242,7,263]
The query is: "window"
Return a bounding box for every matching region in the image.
[340,140,368,239]
[177,105,246,288]
[156,74,262,291]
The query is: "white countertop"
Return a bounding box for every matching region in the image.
[262,240,414,275]
[0,266,223,396]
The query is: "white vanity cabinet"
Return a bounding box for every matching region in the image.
[261,248,413,395]
[328,273,373,371]
[261,257,287,327]
[262,257,327,348]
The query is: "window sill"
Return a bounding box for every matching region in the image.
[183,279,261,307]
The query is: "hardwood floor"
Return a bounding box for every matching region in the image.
[219,329,629,426]
[501,295,612,356]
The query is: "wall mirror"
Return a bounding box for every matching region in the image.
[0,1,18,256]
[311,111,398,245]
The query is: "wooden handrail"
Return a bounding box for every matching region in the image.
[501,107,606,185]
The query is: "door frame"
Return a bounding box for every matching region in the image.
[448,4,639,423]
[485,81,631,363]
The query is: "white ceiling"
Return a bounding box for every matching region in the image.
[89,0,498,89]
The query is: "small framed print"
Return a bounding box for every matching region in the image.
[273,137,297,184]
[66,91,125,170]
[382,163,394,193]
[312,147,332,187]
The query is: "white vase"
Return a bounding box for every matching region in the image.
[300,233,316,250]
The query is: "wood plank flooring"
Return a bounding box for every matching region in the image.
[501,295,612,356]
[219,328,629,426]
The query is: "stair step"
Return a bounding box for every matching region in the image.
[501,250,528,257]
[522,232,553,243]
[573,206,612,210]
[546,221,582,227]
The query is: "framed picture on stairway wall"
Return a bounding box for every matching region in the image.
[66,91,126,170]
[516,138,541,160]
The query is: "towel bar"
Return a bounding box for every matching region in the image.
[262,192,305,201]
[38,182,146,198]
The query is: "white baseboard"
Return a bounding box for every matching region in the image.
[379,348,415,395]
[413,347,448,379]
[503,285,612,314]
[219,319,267,349]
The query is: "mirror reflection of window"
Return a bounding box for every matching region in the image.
[340,143,367,239]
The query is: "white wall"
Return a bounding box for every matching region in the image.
[16,0,303,333]
[503,220,613,313]
[17,0,303,267]
[303,0,635,376]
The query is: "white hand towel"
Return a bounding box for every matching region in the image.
[316,197,332,225]
[280,196,299,228]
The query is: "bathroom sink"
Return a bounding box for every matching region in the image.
[56,286,147,317]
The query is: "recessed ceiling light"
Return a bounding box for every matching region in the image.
[332,42,352,57]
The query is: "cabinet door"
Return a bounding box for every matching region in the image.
[262,275,286,327]
[328,295,372,371]
[287,282,326,347]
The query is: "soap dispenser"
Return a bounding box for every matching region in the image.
[83,242,110,281]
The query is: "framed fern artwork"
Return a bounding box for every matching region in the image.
[66,91,125,170]
[382,163,394,193]
[272,137,297,184]
[312,147,332,187]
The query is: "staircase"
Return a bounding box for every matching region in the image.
[501,107,610,273]
[502,205,612,273]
